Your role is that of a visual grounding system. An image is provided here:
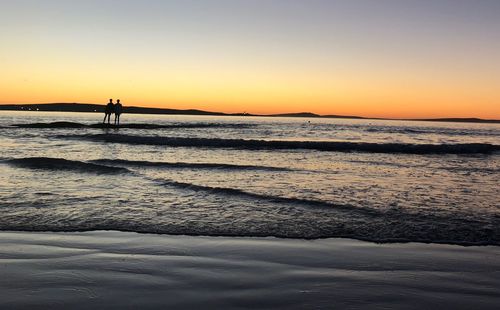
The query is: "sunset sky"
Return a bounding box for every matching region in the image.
[1,0,499,118]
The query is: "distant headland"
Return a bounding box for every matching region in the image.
[0,103,498,124]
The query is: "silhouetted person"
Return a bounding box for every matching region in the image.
[103,99,114,124]
[114,99,123,125]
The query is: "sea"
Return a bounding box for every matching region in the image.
[0,111,499,245]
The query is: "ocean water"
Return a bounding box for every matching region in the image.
[0,111,499,245]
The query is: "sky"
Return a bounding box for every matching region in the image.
[1,0,499,118]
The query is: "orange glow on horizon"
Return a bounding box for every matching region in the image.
[1,73,499,119]
[1,49,498,119]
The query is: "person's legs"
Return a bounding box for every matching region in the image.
[117,114,120,125]
[103,113,107,123]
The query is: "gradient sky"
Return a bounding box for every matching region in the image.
[1,0,499,118]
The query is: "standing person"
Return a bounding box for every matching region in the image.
[114,99,123,125]
[103,99,114,124]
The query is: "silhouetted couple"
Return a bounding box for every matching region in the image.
[103,99,123,125]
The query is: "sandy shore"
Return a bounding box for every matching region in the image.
[0,231,499,309]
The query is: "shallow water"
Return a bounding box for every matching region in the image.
[0,111,499,244]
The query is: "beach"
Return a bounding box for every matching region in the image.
[3,1,500,308]
[1,231,499,309]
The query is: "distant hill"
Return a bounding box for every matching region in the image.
[270,112,366,119]
[270,112,322,118]
[412,118,500,124]
[323,114,367,119]
[0,103,227,116]
[0,103,498,123]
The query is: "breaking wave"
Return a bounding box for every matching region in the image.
[3,157,129,174]
[364,126,499,137]
[90,158,293,171]
[62,134,500,154]
[347,159,500,173]
[155,178,378,214]
[11,122,254,129]
[3,156,293,174]
[0,156,372,212]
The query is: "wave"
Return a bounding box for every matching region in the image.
[156,178,379,215]
[11,122,254,129]
[12,122,87,128]
[62,133,500,154]
[3,156,293,176]
[0,157,497,245]
[3,157,129,174]
[347,159,500,173]
[364,126,499,137]
[90,158,293,171]
[1,195,495,245]
[1,155,371,213]
[1,155,378,213]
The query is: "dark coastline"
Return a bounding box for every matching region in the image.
[0,103,498,124]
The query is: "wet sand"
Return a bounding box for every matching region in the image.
[0,231,499,309]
